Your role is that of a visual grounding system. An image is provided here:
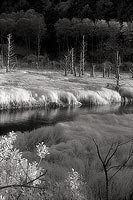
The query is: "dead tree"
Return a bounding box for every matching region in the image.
[90,63,96,77]
[93,139,133,200]
[78,52,82,77]
[103,62,112,78]
[64,55,68,76]
[37,32,41,69]
[79,35,86,76]
[1,46,4,68]
[70,48,76,77]
[70,48,74,74]
[103,62,106,78]
[82,35,85,75]
[7,34,16,72]
[129,67,133,78]
[115,51,121,87]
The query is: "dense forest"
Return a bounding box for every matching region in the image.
[0,0,133,65]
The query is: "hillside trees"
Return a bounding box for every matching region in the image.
[7,33,16,72]
[0,1,132,64]
[16,9,46,56]
[0,0,132,23]
[121,22,133,61]
[0,9,46,58]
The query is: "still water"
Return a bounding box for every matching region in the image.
[1,103,133,135]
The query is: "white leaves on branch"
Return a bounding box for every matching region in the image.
[0,132,49,199]
[66,168,86,200]
[7,33,16,72]
[36,142,50,159]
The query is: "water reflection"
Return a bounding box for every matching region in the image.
[1,103,133,134]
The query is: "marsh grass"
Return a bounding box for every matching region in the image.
[13,112,133,200]
[1,70,132,110]
[0,86,122,110]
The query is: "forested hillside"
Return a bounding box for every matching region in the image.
[0,0,133,62]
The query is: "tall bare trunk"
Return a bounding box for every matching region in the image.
[37,33,41,69]
[65,55,68,76]
[79,52,82,77]
[90,63,95,77]
[7,34,11,72]
[71,48,74,74]
[82,35,85,75]
[116,51,120,87]
[7,33,16,72]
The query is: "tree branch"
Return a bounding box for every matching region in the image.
[0,170,47,191]
[105,143,120,166]
[104,143,114,164]
[92,138,104,165]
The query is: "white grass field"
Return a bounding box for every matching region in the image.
[0,69,133,109]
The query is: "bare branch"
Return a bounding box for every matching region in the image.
[27,170,47,185]
[92,138,104,165]
[109,146,133,182]
[105,140,133,166]
[105,143,120,166]
[0,184,44,190]
[129,67,133,73]
[104,143,114,164]
[0,170,47,191]
[107,165,121,171]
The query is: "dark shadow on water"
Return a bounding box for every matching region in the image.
[1,103,133,134]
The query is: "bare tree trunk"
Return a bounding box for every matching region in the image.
[1,47,4,68]
[129,68,133,78]
[104,166,109,200]
[91,63,95,77]
[71,48,74,74]
[93,139,133,200]
[7,33,16,72]
[7,34,11,72]
[65,55,68,76]
[82,35,85,75]
[1,33,4,68]
[37,33,41,69]
[79,52,82,77]
[108,67,111,78]
[103,63,106,78]
[116,51,120,87]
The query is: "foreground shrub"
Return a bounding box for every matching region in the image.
[0,132,49,199]
[0,132,87,200]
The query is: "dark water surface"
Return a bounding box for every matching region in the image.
[1,103,133,134]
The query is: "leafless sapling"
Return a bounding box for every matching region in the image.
[1,45,4,68]
[90,63,96,77]
[7,33,16,72]
[64,54,68,76]
[71,48,76,77]
[81,35,85,75]
[79,51,82,77]
[129,67,133,79]
[115,51,121,87]
[93,138,133,200]
[70,48,74,74]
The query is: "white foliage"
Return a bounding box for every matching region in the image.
[75,88,121,105]
[97,88,121,104]
[36,142,50,159]
[0,132,49,199]
[58,91,80,106]
[0,87,34,109]
[0,87,121,110]
[66,168,86,200]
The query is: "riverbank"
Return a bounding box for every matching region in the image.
[0,69,132,110]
